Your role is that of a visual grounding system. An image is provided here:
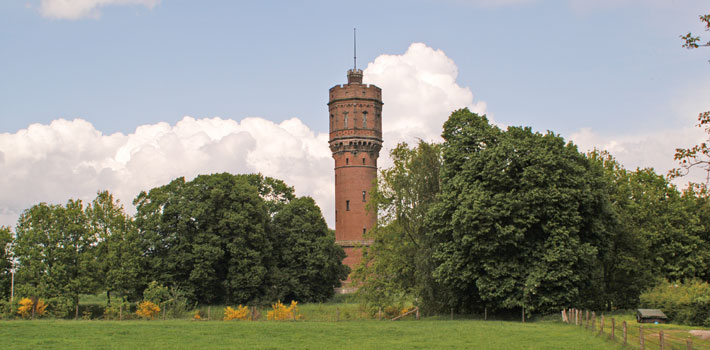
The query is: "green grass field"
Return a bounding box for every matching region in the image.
[0,319,625,350]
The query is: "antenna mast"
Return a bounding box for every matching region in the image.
[353,28,357,70]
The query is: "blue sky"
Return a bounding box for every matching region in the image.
[0,0,709,227]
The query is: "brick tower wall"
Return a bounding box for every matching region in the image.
[328,69,383,276]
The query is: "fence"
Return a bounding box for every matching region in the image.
[561,308,710,350]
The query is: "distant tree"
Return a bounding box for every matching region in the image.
[680,14,710,52]
[353,141,445,313]
[134,173,272,305]
[429,108,610,314]
[271,196,349,302]
[86,191,142,304]
[14,200,98,317]
[0,226,12,300]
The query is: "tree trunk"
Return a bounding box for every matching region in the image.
[107,289,111,306]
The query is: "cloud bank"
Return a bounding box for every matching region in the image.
[0,43,483,228]
[39,0,160,20]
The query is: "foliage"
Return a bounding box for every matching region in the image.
[134,173,274,305]
[223,305,250,321]
[0,226,11,300]
[17,298,33,318]
[270,197,349,302]
[267,300,301,320]
[354,141,444,313]
[429,108,609,314]
[135,301,161,320]
[640,279,710,326]
[680,14,710,50]
[142,281,170,304]
[86,191,143,304]
[670,111,710,186]
[13,200,98,315]
[134,173,348,305]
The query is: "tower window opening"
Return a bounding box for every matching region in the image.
[330,114,334,130]
[362,158,365,165]
[344,112,348,128]
[362,191,366,202]
[346,158,349,165]
[363,228,366,235]
[362,111,367,128]
[346,200,350,211]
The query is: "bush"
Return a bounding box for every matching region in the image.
[136,301,161,320]
[640,279,710,326]
[223,305,250,321]
[267,300,301,321]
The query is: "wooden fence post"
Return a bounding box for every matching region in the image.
[599,314,604,335]
[660,330,664,350]
[119,304,122,321]
[484,307,487,321]
[522,306,525,323]
[586,310,589,329]
[562,309,568,323]
[623,320,627,345]
[416,307,420,320]
[687,337,693,350]
[591,312,596,332]
[610,318,615,340]
[640,326,645,350]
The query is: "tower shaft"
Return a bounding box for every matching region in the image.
[328,69,383,272]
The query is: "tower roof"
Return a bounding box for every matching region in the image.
[347,69,363,84]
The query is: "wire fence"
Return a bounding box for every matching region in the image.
[560,308,710,350]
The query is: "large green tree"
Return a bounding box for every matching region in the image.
[271,196,349,302]
[134,173,346,305]
[353,141,445,313]
[86,191,143,304]
[429,109,610,314]
[134,173,272,304]
[14,200,98,317]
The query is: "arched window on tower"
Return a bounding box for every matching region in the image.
[344,112,348,128]
[346,200,350,211]
[362,190,366,202]
[362,111,367,128]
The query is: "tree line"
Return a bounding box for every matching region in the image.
[355,108,710,317]
[0,173,349,317]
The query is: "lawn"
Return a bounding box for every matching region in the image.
[0,319,624,350]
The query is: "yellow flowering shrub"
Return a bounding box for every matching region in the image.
[35,299,48,317]
[193,310,202,320]
[223,305,250,321]
[17,298,33,318]
[136,301,161,320]
[267,300,301,321]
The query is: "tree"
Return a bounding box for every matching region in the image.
[0,226,12,300]
[134,173,273,305]
[86,191,142,304]
[353,141,445,313]
[428,108,609,314]
[13,200,98,317]
[672,14,710,185]
[271,196,349,302]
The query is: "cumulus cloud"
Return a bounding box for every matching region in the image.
[570,126,708,186]
[0,43,483,228]
[364,42,487,166]
[39,0,160,20]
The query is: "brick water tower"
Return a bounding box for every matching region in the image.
[328,66,383,274]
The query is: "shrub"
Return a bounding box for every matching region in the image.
[223,305,250,321]
[193,310,202,320]
[143,281,170,304]
[640,279,710,326]
[267,300,301,321]
[136,301,161,320]
[17,298,33,318]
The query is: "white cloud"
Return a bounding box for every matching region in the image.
[39,0,159,20]
[0,42,483,229]
[364,42,487,167]
[570,125,708,187]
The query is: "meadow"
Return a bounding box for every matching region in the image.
[0,318,624,350]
